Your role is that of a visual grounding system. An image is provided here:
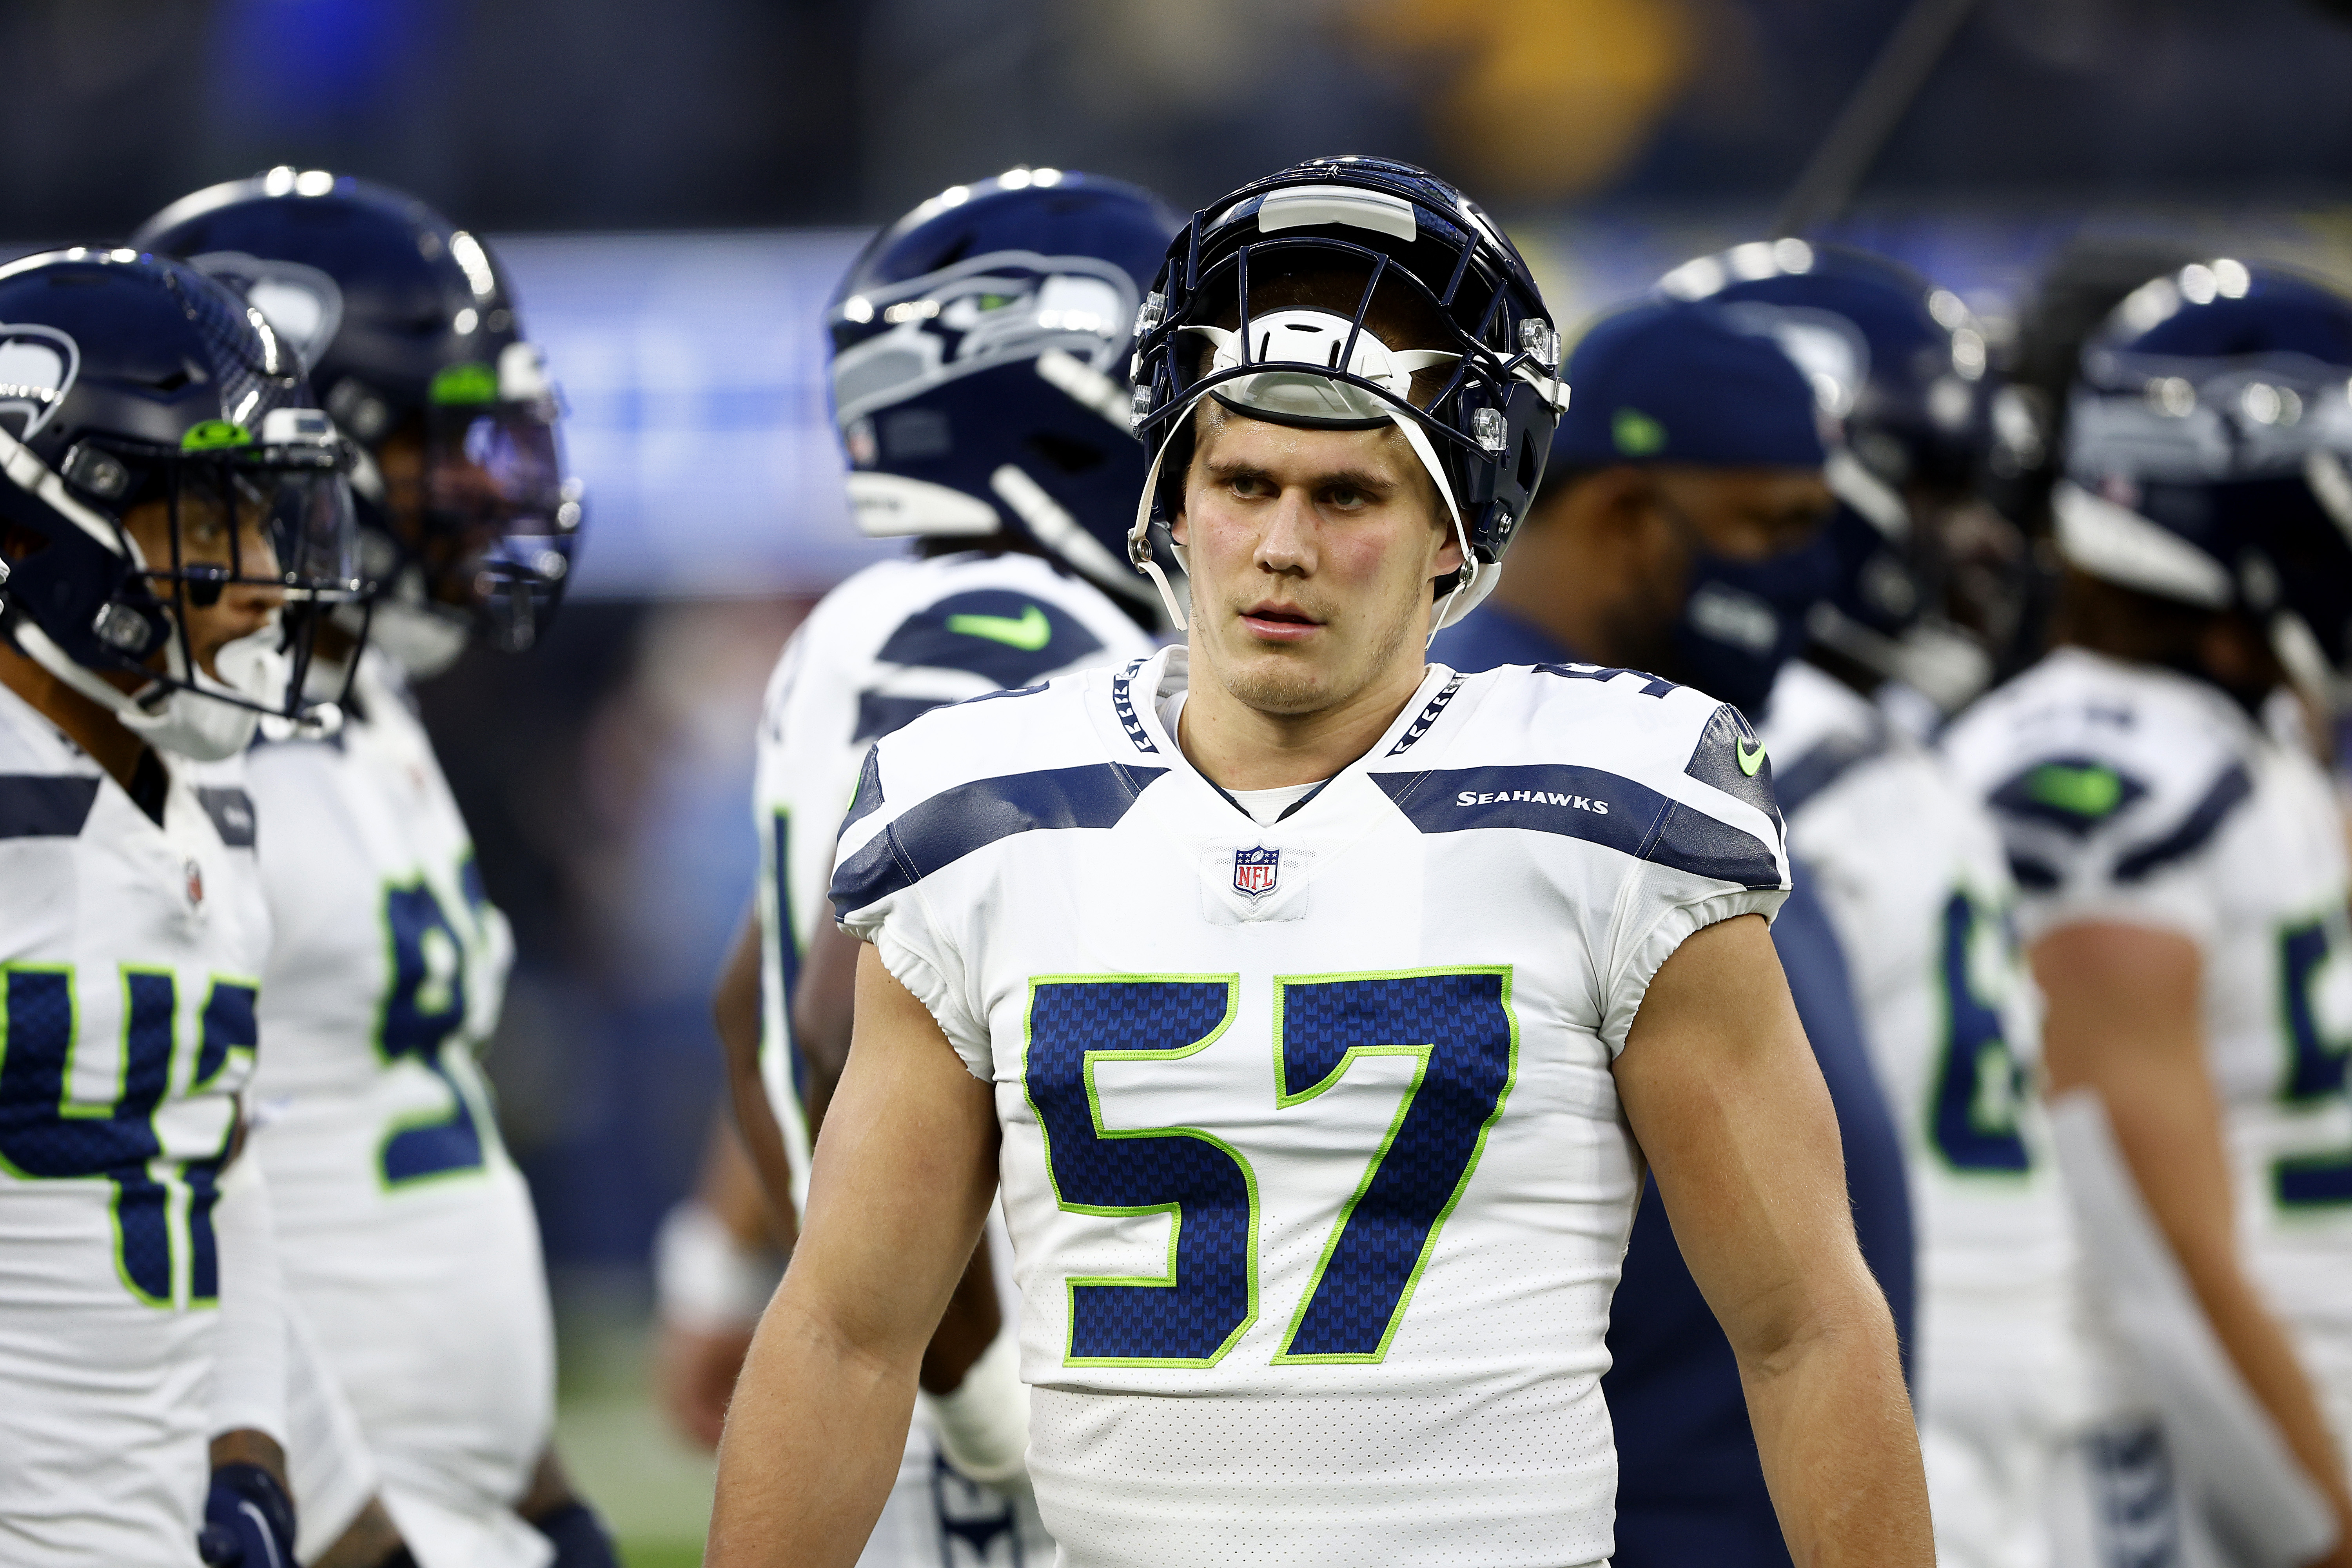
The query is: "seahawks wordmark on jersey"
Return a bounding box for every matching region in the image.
[833,647,1791,1568]
[247,652,558,1568]
[755,550,1153,1567]
[0,682,270,1566]
[1945,648,2352,1457]
[1765,659,2099,1568]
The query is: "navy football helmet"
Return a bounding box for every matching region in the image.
[1660,240,2013,712]
[2062,258,2352,706]
[1127,156,1569,632]
[0,249,360,757]
[827,168,1184,619]
[133,169,581,672]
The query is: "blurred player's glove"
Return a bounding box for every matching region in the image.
[197,1461,298,1567]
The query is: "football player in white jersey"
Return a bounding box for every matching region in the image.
[670,167,1185,1564]
[1678,242,2120,1567]
[708,156,1930,1568]
[1945,261,2352,1566]
[0,250,361,1565]
[135,175,608,1568]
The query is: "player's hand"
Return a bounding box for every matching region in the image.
[197,1460,298,1566]
[655,1318,757,1449]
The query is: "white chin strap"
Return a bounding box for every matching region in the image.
[9,613,306,761]
[1126,310,1488,642]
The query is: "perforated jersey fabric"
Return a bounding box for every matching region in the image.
[0,681,273,1564]
[245,651,555,1568]
[835,646,1792,1565]
[1945,647,2352,1459]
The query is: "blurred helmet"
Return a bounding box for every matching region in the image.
[1661,240,2010,713]
[133,169,583,674]
[0,249,361,758]
[2062,258,2352,706]
[826,168,1184,620]
[1127,155,1569,633]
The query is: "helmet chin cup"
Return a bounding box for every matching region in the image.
[357,566,473,679]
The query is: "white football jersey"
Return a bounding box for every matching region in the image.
[753,550,1157,1191]
[1765,660,2094,1566]
[1944,647,2352,1447]
[0,681,272,1565]
[833,646,1792,1567]
[245,652,556,1568]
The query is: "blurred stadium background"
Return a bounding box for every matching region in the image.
[12,0,2352,1559]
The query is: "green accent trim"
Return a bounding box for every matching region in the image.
[1924,887,2033,1181]
[429,362,500,406]
[179,420,252,452]
[1736,738,1767,778]
[2271,908,2352,1212]
[190,974,260,1094]
[1612,407,1666,457]
[2025,762,2124,818]
[1022,973,1260,1370]
[1267,966,1520,1365]
[945,605,1052,652]
[373,870,491,1192]
[52,964,113,1122]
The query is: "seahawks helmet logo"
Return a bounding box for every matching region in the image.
[191,251,345,370]
[0,323,79,441]
[829,250,1140,428]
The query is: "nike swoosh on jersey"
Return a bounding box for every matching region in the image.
[1737,739,1766,777]
[945,604,1051,652]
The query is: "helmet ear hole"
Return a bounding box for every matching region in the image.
[1515,428,1540,497]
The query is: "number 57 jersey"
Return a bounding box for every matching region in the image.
[833,646,1792,1568]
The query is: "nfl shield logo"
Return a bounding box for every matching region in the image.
[1233,846,1280,899]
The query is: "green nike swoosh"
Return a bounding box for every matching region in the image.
[944,604,1051,652]
[1737,739,1766,777]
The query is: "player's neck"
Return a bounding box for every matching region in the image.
[1175,641,1428,792]
[0,634,152,794]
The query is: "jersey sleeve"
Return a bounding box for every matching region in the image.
[828,723,996,1080]
[1596,698,1795,1054]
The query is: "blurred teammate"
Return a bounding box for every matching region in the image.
[0,249,359,1564]
[710,155,1927,1568]
[1677,241,2118,1567]
[1429,294,1913,1568]
[1945,260,2352,1565]
[135,174,606,1568]
[677,168,1183,1562]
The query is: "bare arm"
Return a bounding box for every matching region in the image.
[1613,913,1931,1568]
[794,904,1003,1394]
[706,943,1000,1568]
[2035,922,2352,1566]
[714,907,801,1236]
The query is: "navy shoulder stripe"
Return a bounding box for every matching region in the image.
[2115,761,2253,882]
[194,786,257,848]
[1684,704,1784,829]
[1371,764,1782,889]
[831,761,1166,918]
[1987,755,2150,836]
[0,774,100,840]
[839,745,886,841]
[877,590,1103,688]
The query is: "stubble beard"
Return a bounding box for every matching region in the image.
[1208,584,1423,719]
